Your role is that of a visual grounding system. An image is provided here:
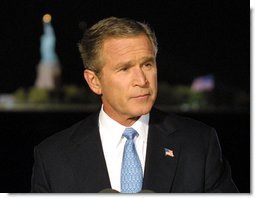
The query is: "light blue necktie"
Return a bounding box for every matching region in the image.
[121,128,143,193]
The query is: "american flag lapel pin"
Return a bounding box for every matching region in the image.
[164,148,174,157]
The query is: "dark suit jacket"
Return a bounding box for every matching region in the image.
[31,108,239,193]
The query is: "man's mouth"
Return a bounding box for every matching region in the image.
[132,93,150,99]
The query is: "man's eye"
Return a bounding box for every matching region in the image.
[145,63,152,67]
[120,67,129,71]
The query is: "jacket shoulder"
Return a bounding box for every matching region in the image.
[36,111,99,152]
[151,108,216,142]
[151,108,213,131]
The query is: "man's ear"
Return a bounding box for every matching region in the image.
[84,69,102,95]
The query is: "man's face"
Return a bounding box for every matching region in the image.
[88,35,157,125]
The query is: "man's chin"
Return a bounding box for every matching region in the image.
[132,106,153,117]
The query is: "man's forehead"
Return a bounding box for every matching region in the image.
[102,35,154,54]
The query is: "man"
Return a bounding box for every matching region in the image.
[31,17,239,193]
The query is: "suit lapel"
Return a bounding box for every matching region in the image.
[143,108,181,192]
[68,112,111,192]
[64,108,181,192]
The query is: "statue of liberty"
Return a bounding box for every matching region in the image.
[40,14,59,64]
[35,14,61,89]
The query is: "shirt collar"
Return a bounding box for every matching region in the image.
[99,105,149,146]
[131,111,149,142]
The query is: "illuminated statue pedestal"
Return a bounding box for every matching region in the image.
[35,62,61,90]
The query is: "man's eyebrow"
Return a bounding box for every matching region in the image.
[114,56,156,70]
[140,56,156,63]
[114,61,134,70]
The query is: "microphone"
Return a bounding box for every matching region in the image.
[98,188,155,193]
[98,188,120,193]
[139,189,155,193]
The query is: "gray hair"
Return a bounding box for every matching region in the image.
[78,16,158,74]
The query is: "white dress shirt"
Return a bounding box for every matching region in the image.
[98,106,149,192]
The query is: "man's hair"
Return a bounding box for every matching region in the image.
[78,17,158,74]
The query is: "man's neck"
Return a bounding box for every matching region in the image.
[102,106,140,127]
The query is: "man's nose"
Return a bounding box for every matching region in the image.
[133,67,148,87]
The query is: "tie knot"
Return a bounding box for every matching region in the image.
[123,128,138,140]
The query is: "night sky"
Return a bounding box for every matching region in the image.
[0,0,249,93]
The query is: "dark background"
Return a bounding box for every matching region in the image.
[0,0,249,93]
[0,0,250,193]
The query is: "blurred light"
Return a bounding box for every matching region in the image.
[191,74,215,92]
[43,14,52,23]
